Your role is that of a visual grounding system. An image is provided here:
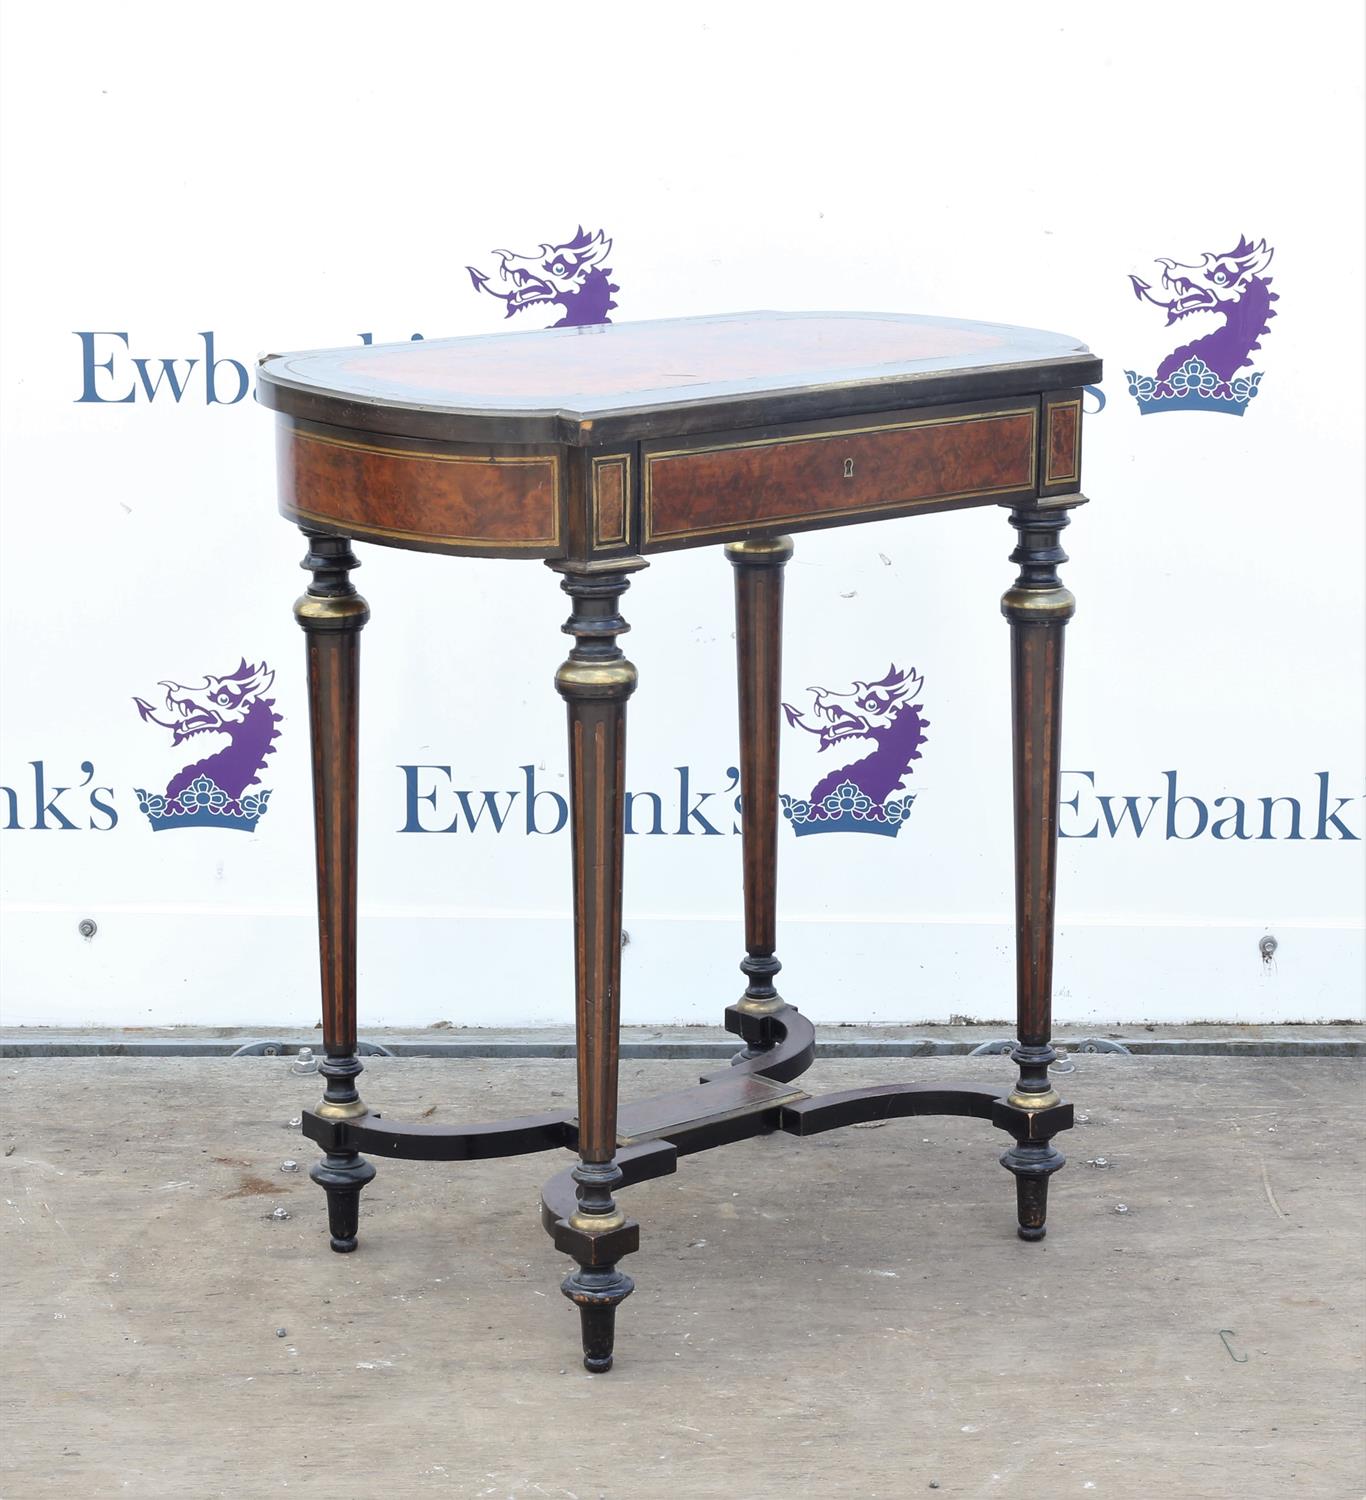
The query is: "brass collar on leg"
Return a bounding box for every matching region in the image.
[315,1096,369,1121]
[569,1207,627,1233]
[294,592,371,628]
[1000,585,1075,622]
[733,995,787,1017]
[1007,1087,1062,1111]
[724,535,794,566]
[554,658,638,696]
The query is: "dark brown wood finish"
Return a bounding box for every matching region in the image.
[294,532,375,1251]
[265,310,1100,1372]
[724,536,794,1052]
[278,418,565,557]
[550,557,647,1371]
[998,503,1080,1238]
[644,402,1036,548]
[259,315,1099,562]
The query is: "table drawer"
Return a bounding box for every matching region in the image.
[643,405,1037,546]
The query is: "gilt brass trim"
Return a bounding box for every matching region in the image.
[569,1207,627,1233]
[315,1097,369,1121]
[724,535,795,566]
[293,425,560,473]
[1001,584,1076,622]
[1007,1087,1062,1112]
[555,660,639,696]
[732,994,788,1017]
[294,593,370,624]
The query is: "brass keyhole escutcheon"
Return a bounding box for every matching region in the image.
[843,457,855,479]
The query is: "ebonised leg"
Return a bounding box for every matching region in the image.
[724,537,794,1057]
[550,558,647,1370]
[295,531,374,1253]
[999,505,1079,1240]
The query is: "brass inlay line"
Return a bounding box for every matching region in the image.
[1044,398,1082,486]
[286,505,562,551]
[293,425,560,471]
[572,717,590,1144]
[643,407,1037,543]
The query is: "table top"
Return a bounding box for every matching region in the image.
[258,310,1099,446]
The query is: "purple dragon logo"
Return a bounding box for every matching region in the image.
[132,660,280,831]
[1125,235,1277,415]
[466,226,618,328]
[780,666,929,838]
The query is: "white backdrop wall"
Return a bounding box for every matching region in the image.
[1,2,1362,1028]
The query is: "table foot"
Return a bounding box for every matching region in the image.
[309,1149,376,1252]
[1000,1139,1065,1241]
[562,1265,635,1372]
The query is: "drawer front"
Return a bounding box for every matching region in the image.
[643,406,1037,546]
[278,422,563,556]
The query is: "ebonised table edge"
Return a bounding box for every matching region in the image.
[256,352,1103,448]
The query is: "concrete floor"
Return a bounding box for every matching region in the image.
[1,1053,1362,1499]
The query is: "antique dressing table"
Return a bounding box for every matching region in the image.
[257,310,1101,1373]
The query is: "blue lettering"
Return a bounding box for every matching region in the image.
[452,788,518,832]
[625,789,664,835]
[1164,771,1207,839]
[1257,796,1303,841]
[74,331,135,403]
[133,353,198,403]
[675,766,721,835]
[725,766,742,833]
[521,765,566,834]
[1059,771,1099,838]
[1210,796,1252,840]
[31,760,76,830]
[202,331,248,404]
[399,764,453,832]
[1313,772,1360,840]
[83,762,117,830]
[1098,793,1159,838]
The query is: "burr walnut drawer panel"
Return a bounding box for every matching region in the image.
[276,421,563,556]
[641,405,1038,546]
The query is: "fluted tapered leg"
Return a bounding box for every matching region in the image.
[724,536,794,1056]
[999,504,1079,1240]
[550,558,647,1370]
[295,530,374,1252]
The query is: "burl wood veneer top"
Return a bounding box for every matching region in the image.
[257,311,1098,445]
